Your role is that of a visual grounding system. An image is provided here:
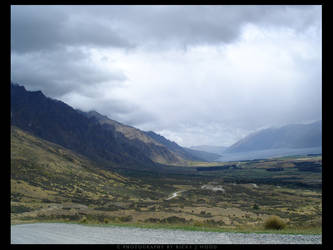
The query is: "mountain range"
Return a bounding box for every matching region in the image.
[190,121,322,161]
[80,110,221,162]
[11,83,321,168]
[10,83,220,172]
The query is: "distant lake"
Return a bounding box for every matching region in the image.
[216,147,322,162]
[11,223,321,244]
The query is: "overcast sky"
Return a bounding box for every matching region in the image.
[11,5,322,147]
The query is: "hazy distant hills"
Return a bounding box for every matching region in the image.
[189,145,228,155]
[186,122,322,162]
[225,121,322,153]
[143,131,221,162]
[10,83,211,170]
[182,148,222,162]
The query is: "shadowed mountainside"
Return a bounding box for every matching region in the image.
[11,83,158,170]
[10,83,208,170]
[79,110,206,164]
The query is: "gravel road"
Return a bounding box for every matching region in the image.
[166,191,184,200]
[11,223,321,244]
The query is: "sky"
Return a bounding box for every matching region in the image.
[11,5,322,147]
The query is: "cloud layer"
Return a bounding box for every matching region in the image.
[11,5,322,147]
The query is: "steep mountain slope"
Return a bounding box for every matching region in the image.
[226,121,322,153]
[143,131,221,161]
[183,147,222,161]
[11,83,158,170]
[82,110,207,163]
[11,83,207,168]
[136,129,221,162]
[83,111,158,145]
[10,126,148,205]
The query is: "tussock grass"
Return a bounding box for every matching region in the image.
[264,216,287,230]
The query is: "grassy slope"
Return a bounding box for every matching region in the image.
[11,126,158,215]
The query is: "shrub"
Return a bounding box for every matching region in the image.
[205,219,218,225]
[118,215,133,222]
[80,216,87,223]
[264,215,286,230]
[161,216,186,224]
[253,204,259,210]
[144,218,160,223]
[193,221,204,227]
[11,205,33,213]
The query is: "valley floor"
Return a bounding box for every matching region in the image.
[11,140,322,236]
[11,178,322,235]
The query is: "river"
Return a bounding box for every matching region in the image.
[11,223,321,244]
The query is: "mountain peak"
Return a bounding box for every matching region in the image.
[11,82,26,91]
[86,110,110,122]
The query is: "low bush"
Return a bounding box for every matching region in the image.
[193,221,205,227]
[144,218,160,223]
[11,205,33,213]
[264,215,286,230]
[118,215,133,222]
[161,216,187,224]
[80,216,88,223]
[253,204,259,210]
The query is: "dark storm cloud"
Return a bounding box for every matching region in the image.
[11,5,133,53]
[11,5,132,99]
[11,5,320,54]
[93,5,320,48]
[11,48,127,98]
